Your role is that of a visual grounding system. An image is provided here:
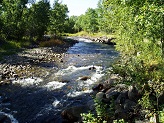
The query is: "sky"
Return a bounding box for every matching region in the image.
[36,0,99,16]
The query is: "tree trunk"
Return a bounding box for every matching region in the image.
[161,14,164,58]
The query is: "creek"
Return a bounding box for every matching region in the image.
[0,37,119,123]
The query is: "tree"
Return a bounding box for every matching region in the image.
[48,0,68,35]
[1,0,28,40]
[25,1,50,40]
[84,8,99,33]
[64,15,78,33]
[74,14,84,32]
[74,8,98,33]
[102,0,164,58]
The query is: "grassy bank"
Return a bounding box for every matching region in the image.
[0,40,31,59]
[65,31,116,38]
[0,37,78,60]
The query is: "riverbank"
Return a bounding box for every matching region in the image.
[0,37,78,84]
[0,37,81,122]
[0,37,120,123]
[66,31,117,45]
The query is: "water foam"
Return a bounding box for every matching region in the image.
[12,77,43,86]
[44,81,66,91]
[55,65,104,97]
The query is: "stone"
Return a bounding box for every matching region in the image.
[92,84,103,91]
[88,66,96,71]
[87,99,95,111]
[128,85,139,101]
[79,76,91,81]
[96,92,105,101]
[116,91,128,104]
[115,108,129,120]
[105,87,120,99]
[61,105,89,122]
[105,90,120,100]
[123,99,137,111]
[115,84,128,92]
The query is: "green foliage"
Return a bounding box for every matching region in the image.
[64,15,78,33]
[48,0,68,35]
[113,119,127,123]
[81,98,116,123]
[138,91,154,110]
[1,0,28,40]
[26,1,50,40]
[159,111,164,123]
[74,8,99,33]
[83,8,99,33]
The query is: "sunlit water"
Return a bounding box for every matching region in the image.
[0,37,119,123]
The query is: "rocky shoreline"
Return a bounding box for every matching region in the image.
[61,74,164,123]
[81,36,116,45]
[0,38,78,85]
[0,37,161,123]
[0,38,79,122]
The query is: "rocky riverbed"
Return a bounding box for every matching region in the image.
[80,36,116,45]
[1,37,160,123]
[0,38,78,84]
[0,38,79,123]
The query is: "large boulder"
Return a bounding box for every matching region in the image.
[96,92,105,102]
[116,91,128,104]
[61,105,89,123]
[123,99,137,111]
[128,85,139,102]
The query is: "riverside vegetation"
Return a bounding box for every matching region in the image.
[0,0,164,123]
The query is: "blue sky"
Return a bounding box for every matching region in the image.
[36,0,99,16]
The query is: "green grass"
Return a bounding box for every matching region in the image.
[0,40,31,59]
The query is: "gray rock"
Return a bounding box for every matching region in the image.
[115,84,128,92]
[87,99,95,111]
[105,88,120,100]
[92,84,103,91]
[123,99,137,111]
[128,85,139,101]
[61,105,89,122]
[115,108,129,120]
[96,92,105,101]
[79,76,91,81]
[116,91,128,104]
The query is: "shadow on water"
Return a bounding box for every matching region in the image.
[0,82,92,123]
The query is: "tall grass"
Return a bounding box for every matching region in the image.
[39,38,64,47]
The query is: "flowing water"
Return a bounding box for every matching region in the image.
[0,37,119,123]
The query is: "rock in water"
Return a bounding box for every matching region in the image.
[79,76,91,81]
[61,105,89,122]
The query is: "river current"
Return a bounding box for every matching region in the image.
[0,37,119,123]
